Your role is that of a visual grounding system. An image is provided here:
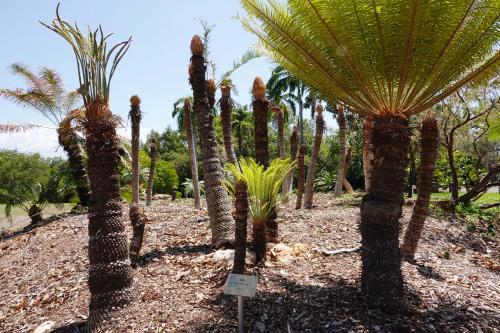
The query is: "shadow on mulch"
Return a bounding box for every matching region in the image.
[182,276,488,333]
[406,260,445,281]
[51,321,86,333]
[137,244,213,267]
[1,210,85,242]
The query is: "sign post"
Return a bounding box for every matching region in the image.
[224,273,258,333]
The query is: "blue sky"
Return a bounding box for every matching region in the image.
[0,1,335,156]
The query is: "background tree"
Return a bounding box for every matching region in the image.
[0,64,90,206]
[232,105,253,158]
[333,105,346,197]
[295,144,306,209]
[240,0,500,311]
[146,137,157,207]
[190,35,234,247]
[304,105,325,209]
[42,7,134,329]
[183,98,201,209]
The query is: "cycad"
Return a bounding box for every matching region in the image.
[240,0,500,311]
[226,158,294,263]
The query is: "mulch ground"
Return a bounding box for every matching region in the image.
[0,193,498,333]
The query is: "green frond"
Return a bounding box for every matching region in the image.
[218,49,260,86]
[240,0,500,117]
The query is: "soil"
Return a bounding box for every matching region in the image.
[0,193,498,333]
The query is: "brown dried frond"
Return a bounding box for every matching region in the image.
[316,104,325,115]
[423,110,436,122]
[0,123,38,133]
[271,105,282,114]
[130,95,141,107]
[220,84,231,97]
[190,35,204,56]
[252,77,266,101]
[58,108,84,142]
[207,79,216,95]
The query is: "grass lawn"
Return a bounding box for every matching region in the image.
[0,203,76,231]
[430,192,500,205]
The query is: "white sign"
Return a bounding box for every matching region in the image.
[224,273,258,298]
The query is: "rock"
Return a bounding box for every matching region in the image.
[34,321,55,333]
[212,249,234,263]
[254,321,266,332]
[153,194,169,200]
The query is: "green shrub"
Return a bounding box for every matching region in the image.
[153,160,179,194]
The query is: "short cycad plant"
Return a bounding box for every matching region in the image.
[226,158,294,263]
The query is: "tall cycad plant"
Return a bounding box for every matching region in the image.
[0,64,90,206]
[241,0,500,312]
[42,6,133,330]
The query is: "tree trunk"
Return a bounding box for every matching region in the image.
[343,147,353,193]
[298,87,305,144]
[447,143,459,204]
[129,96,141,205]
[84,102,133,331]
[334,106,346,197]
[273,106,287,195]
[233,180,248,274]
[295,144,306,209]
[220,85,238,165]
[286,125,299,196]
[401,115,439,259]
[304,106,325,209]
[183,98,201,209]
[129,203,146,267]
[458,164,500,204]
[28,205,43,225]
[408,143,417,198]
[190,36,233,247]
[58,112,91,207]
[253,220,266,265]
[145,138,157,207]
[360,115,409,313]
[363,115,374,192]
[252,77,269,168]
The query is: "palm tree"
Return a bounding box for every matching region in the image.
[285,124,299,196]
[190,35,234,247]
[252,76,270,168]
[219,82,238,165]
[146,137,157,207]
[272,105,287,194]
[240,0,500,311]
[304,105,325,208]
[183,97,201,209]
[232,105,253,158]
[0,64,90,206]
[226,158,294,264]
[42,6,133,330]
[333,106,347,196]
[401,113,440,259]
[295,144,306,209]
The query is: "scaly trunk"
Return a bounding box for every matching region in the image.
[343,147,354,193]
[360,115,409,313]
[233,180,248,274]
[334,106,346,197]
[58,113,91,207]
[84,101,133,331]
[207,79,216,111]
[273,106,287,195]
[129,203,146,267]
[253,220,266,264]
[286,125,299,195]
[28,205,43,225]
[129,96,141,205]
[402,114,439,259]
[363,115,374,192]
[252,77,269,168]
[220,85,238,165]
[304,106,324,209]
[295,144,306,209]
[298,87,304,144]
[190,36,233,247]
[183,98,201,209]
[145,138,157,207]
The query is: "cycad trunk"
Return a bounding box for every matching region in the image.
[253,220,266,264]
[286,125,299,196]
[190,36,233,247]
[401,115,439,259]
[84,102,133,331]
[220,85,237,165]
[129,203,146,268]
[360,115,409,313]
[304,107,324,209]
[273,106,287,194]
[146,138,157,207]
[252,77,269,168]
[363,115,374,192]
[233,180,248,274]
[129,96,141,205]
[28,205,43,225]
[183,98,201,209]
[295,144,306,209]
[343,147,354,193]
[333,107,346,197]
[58,114,90,207]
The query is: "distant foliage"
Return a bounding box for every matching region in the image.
[153,160,179,195]
[434,151,485,191]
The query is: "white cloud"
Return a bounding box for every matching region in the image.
[0,127,63,157]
